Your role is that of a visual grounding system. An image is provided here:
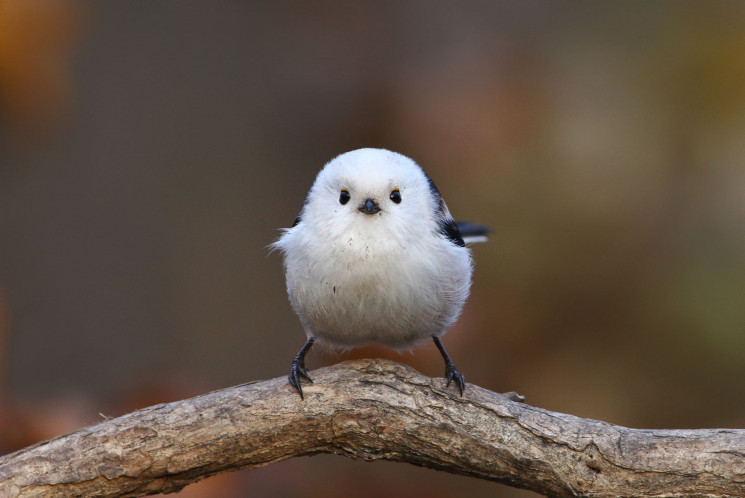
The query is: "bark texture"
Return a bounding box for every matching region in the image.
[1,359,744,497]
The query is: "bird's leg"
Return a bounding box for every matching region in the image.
[432,336,465,395]
[288,337,315,399]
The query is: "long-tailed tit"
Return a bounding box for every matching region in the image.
[271,148,488,398]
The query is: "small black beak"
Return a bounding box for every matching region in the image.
[358,198,381,215]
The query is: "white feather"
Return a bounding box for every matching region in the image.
[271,148,473,350]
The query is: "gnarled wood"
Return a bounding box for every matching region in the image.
[1,359,744,497]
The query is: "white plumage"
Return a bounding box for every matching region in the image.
[272,148,486,398]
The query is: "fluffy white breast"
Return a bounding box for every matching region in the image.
[273,148,472,349]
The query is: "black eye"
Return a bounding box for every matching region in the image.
[339,189,350,205]
[390,188,402,204]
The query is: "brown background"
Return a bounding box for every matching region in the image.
[1,2,744,496]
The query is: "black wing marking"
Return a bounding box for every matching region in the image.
[292,215,302,227]
[421,168,466,247]
[438,218,466,247]
[421,169,447,217]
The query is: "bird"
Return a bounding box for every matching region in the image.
[271,148,489,399]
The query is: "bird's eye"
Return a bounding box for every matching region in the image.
[390,188,402,204]
[339,189,350,205]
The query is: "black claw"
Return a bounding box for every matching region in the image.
[288,338,315,400]
[288,360,312,399]
[433,336,465,396]
[445,362,466,396]
[297,362,313,382]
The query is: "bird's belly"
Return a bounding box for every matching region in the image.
[288,248,462,349]
[315,285,436,348]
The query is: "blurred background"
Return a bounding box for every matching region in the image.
[1,1,744,496]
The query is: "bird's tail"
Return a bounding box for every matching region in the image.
[455,221,491,244]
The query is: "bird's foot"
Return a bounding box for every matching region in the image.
[444,361,465,396]
[288,338,315,400]
[288,358,313,399]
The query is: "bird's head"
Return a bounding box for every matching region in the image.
[301,148,445,240]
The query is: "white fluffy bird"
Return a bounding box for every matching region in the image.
[272,148,488,398]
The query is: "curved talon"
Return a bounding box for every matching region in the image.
[445,362,466,396]
[433,336,465,396]
[288,361,313,399]
[288,338,315,400]
[297,363,313,382]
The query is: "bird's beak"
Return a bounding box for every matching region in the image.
[358,198,381,215]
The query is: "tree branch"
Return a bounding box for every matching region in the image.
[1,359,744,497]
